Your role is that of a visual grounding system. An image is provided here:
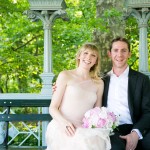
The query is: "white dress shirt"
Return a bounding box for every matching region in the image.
[107,66,132,125]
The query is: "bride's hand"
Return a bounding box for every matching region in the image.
[65,122,76,136]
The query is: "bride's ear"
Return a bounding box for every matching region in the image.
[77,54,81,60]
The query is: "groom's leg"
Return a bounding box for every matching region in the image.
[110,124,133,150]
[110,132,125,150]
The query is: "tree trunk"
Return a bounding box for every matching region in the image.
[93,0,125,74]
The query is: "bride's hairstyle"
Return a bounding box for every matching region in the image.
[76,42,101,82]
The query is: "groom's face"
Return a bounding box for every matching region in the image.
[108,41,131,70]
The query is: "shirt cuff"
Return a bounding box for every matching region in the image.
[132,129,143,140]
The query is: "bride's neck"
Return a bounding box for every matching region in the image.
[75,68,90,80]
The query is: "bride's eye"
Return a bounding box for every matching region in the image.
[91,54,96,57]
[83,52,88,55]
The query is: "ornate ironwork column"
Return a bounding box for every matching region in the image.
[25,0,67,96]
[24,0,67,146]
[124,0,150,74]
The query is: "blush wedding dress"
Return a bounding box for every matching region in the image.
[45,80,111,150]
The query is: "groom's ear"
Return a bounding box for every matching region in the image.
[128,51,131,59]
[107,50,111,58]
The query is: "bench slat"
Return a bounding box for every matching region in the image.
[0,99,50,107]
[0,114,51,121]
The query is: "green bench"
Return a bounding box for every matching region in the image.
[0,94,51,150]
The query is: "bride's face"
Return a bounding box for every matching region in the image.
[78,49,98,69]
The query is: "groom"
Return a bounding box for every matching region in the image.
[103,37,150,150]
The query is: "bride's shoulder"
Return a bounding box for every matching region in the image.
[58,70,74,79]
[57,70,77,85]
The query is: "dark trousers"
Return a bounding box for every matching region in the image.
[110,124,150,150]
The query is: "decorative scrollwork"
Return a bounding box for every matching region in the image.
[23,10,40,22]
[23,9,68,28]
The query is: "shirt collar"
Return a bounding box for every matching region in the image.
[108,66,129,78]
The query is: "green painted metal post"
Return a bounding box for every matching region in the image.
[130,8,150,72]
[24,0,67,146]
[124,0,150,74]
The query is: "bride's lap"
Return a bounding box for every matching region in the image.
[46,123,111,150]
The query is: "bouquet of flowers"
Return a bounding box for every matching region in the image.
[82,107,119,134]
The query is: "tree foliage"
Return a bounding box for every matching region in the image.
[0,0,149,93]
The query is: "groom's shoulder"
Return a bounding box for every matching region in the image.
[129,68,149,80]
[129,68,146,76]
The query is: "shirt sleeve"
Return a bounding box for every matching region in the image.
[132,129,143,140]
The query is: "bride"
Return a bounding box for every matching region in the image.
[45,42,111,150]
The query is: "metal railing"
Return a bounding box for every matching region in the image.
[0,93,51,149]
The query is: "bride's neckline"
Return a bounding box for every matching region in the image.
[70,69,91,81]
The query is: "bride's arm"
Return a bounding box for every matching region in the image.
[49,71,76,136]
[94,79,104,108]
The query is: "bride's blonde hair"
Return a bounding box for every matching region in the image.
[76,42,101,81]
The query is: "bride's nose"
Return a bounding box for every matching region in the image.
[86,54,91,60]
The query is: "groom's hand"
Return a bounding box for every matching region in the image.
[120,131,139,150]
[52,82,57,94]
